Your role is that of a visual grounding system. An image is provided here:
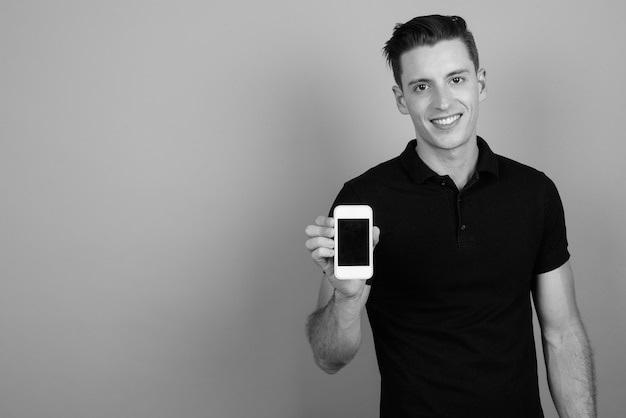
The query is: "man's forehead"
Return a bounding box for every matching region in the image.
[400,39,474,74]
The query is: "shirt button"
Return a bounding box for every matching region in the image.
[440,180,446,186]
[460,224,467,231]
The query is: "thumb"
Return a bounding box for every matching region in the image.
[373,226,381,247]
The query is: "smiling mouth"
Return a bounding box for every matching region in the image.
[431,114,461,127]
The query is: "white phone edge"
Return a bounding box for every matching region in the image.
[333,204,373,280]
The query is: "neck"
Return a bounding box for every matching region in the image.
[415,136,479,190]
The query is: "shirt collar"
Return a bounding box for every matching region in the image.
[400,136,499,184]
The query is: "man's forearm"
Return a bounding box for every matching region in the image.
[306,290,364,374]
[543,321,597,417]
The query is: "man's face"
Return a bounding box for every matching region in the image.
[393,39,486,153]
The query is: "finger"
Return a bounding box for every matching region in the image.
[315,216,335,228]
[319,258,333,275]
[311,247,335,264]
[373,226,381,247]
[305,236,335,251]
[305,224,335,239]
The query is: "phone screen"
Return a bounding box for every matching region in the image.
[337,219,369,266]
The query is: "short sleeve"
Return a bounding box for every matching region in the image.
[327,183,362,217]
[533,175,570,274]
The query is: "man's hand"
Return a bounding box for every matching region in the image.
[305,215,380,299]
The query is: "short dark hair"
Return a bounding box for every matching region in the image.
[383,15,479,87]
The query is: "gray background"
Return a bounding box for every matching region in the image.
[1,0,624,417]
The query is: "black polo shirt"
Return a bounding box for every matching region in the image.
[330,137,570,417]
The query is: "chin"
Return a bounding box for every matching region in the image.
[427,133,472,151]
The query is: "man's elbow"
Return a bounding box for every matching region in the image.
[542,319,590,352]
[314,356,348,374]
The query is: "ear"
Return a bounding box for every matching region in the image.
[477,68,487,102]
[392,85,409,115]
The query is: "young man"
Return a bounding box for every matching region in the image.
[305,15,596,417]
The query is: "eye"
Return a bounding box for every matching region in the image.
[414,84,429,92]
[451,76,464,84]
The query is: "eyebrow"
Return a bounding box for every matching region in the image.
[407,69,471,87]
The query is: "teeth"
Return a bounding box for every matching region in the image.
[432,114,460,126]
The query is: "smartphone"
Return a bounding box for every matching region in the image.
[333,205,373,280]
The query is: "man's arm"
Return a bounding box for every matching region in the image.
[304,216,378,374]
[306,273,370,374]
[532,261,597,417]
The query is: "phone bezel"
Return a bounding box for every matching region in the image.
[333,205,373,280]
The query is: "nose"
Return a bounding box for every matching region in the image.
[433,86,452,110]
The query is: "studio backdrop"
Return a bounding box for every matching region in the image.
[1,1,624,417]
